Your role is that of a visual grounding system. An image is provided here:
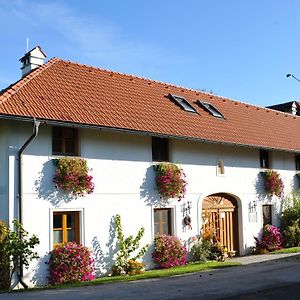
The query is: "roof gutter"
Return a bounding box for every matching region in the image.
[17,118,40,289]
[1,114,299,154]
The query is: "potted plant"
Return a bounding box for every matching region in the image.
[154,162,187,201]
[53,157,94,196]
[263,170,284,197]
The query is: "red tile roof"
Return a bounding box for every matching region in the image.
[0,58,300,152]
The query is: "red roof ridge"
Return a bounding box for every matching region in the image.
[0,57,60,106]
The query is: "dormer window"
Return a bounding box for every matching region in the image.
[196,100,224,119]
[169,94,197,113]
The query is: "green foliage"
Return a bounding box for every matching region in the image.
[281,191,300,247]
[191,239,212,262]
[191,238,225,262]
[0,220,40,290]
[112,214,148,276]
[126,259,145,275]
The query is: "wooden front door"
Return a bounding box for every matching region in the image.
[202,194,239,253]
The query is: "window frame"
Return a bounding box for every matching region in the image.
[216,159,225,176]
[51,209,83,249]
[153,208,173,236]
[196,100,225,119]
[52,126,79,156]
[169,94,197,113]
[260,149,270,169]
[262,204,273,226]
[152,137,170,162]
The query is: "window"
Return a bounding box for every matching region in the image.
[260,149,270,169]
[262,205,272,226]
[196,100,224,119]
[53,211,80,247]
[217,160,225,175]
[169,94,197,113]
[154,208,172,235]
[296,154,300,171]
[152,137,169,162]
[52,126,78,156]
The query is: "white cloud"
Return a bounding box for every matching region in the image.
[1,0,187,78]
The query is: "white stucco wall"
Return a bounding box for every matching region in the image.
[2,120,298,287]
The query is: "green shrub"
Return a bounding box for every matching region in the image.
[281,191,300,247]
[191,239,212,262]
[0,220,39,290]
[126,259,145,275]
[191,238,226,262]
[210,242,225,261]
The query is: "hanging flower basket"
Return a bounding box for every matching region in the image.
[263,170,284,197]
[53,157,94,197]
[154,162,187,201]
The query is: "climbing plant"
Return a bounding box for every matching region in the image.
[112,214,148,276]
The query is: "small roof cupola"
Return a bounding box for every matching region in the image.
[291,101,297,115]
[19,46,46,77]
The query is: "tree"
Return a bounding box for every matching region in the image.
[0,220,40,290]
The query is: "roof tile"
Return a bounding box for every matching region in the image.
[0,58,300,152]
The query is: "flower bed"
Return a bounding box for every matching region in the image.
[152,235,187,269]
[48,242,95,285]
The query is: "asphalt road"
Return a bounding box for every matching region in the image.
[1,255,300,300]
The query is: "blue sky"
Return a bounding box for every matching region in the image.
[1,0,300,106]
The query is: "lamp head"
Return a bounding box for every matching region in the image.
[286,74,292,78]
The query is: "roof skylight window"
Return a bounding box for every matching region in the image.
[196,100,225,119]
[169,94,197,113]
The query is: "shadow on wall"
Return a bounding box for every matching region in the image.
[32,254,50,286]
[91,217,118,277]
[254,172,271,203]
[34,160,76,207]
[140,166,163,206]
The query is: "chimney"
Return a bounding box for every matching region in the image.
[19,46,46,77]
[290,102,297,115]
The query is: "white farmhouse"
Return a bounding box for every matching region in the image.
[0,46,299,287]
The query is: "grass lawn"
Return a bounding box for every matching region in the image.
[271,247,300,254]
[3,261,240,293]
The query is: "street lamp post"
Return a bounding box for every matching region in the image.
[286,73,300,84]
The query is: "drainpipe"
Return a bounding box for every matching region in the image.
[17,118,40,289]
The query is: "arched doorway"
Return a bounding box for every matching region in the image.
[202,193,239,254]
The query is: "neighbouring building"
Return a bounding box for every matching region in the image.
[1,46,300,287]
